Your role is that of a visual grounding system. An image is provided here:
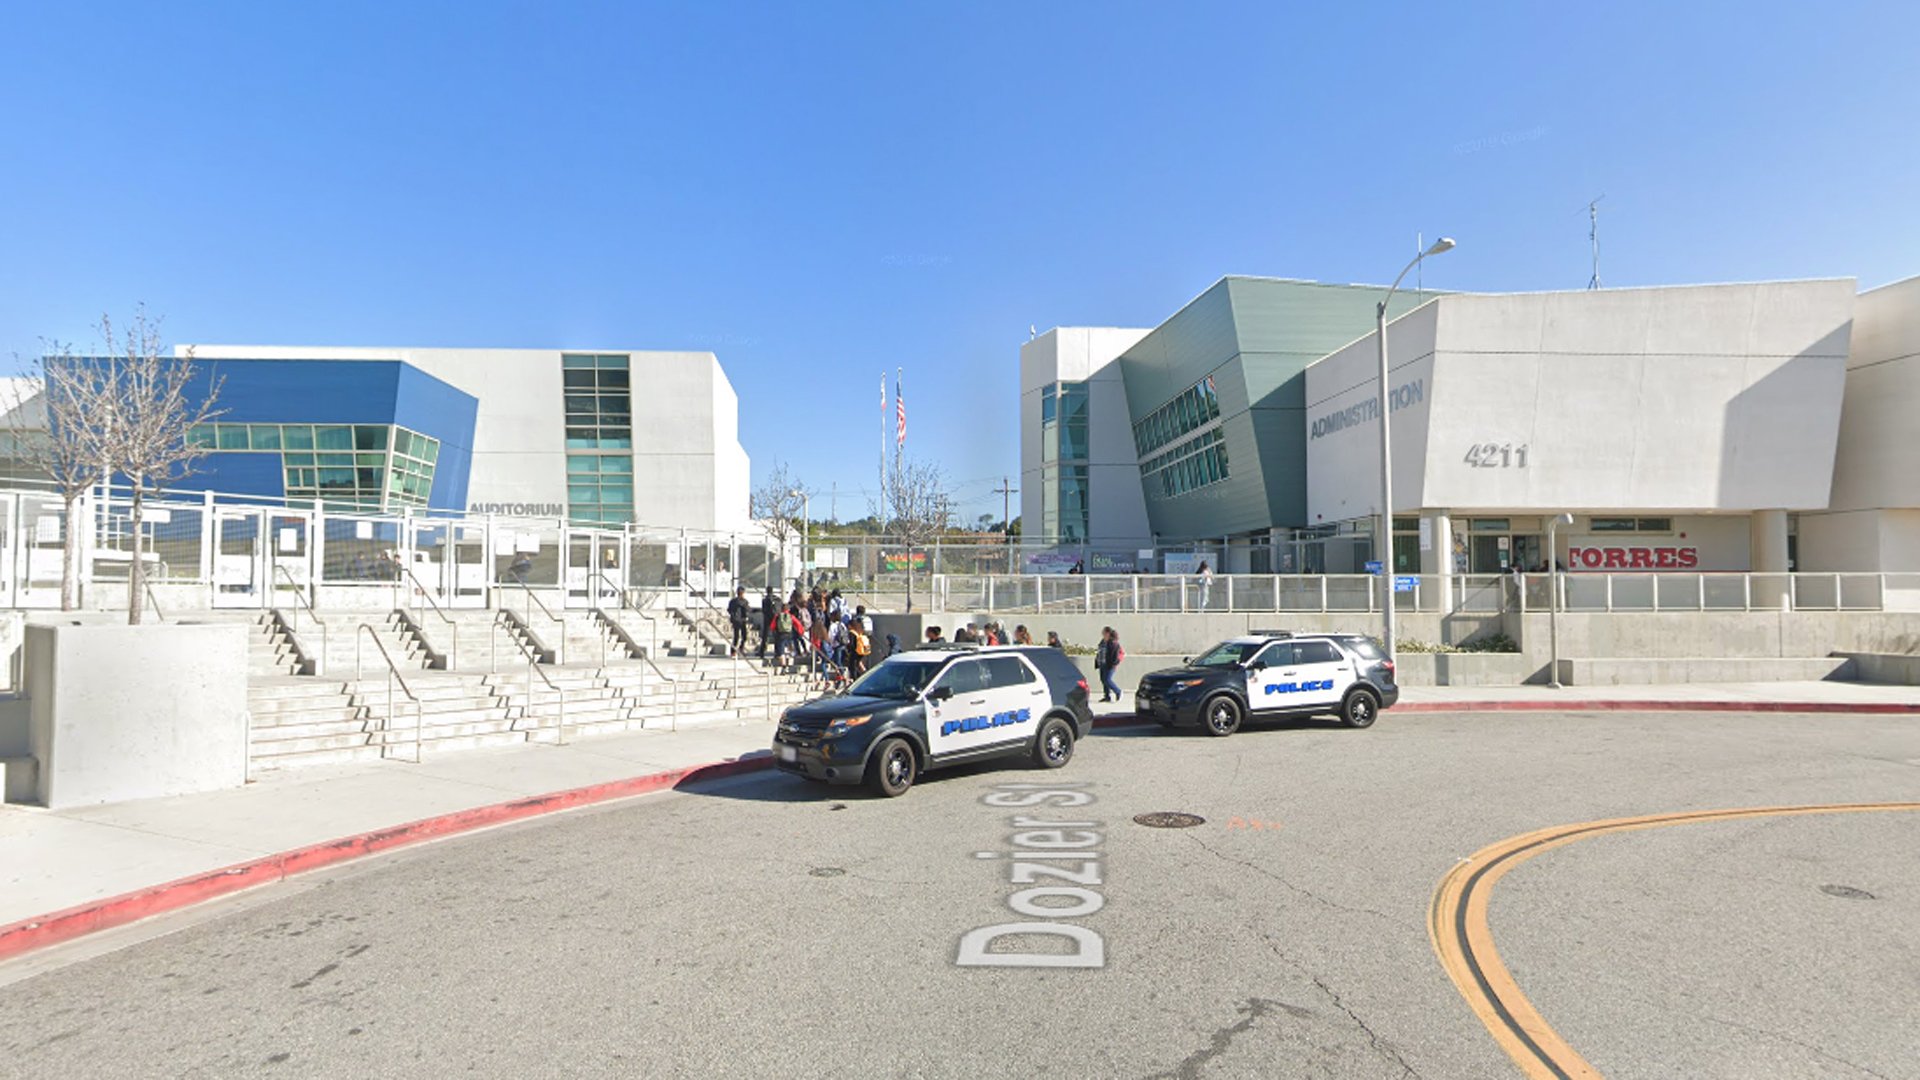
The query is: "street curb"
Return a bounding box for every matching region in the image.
[1092,699,1920,725]
[0,753,774,964]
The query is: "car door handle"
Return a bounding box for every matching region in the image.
[966,697,988,706]
[1280,669,1299,675]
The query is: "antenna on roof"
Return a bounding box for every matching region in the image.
[1585,195,1606,289]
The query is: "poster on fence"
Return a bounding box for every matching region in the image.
[881,551,928,572]
[1023,552,1081,575]
[1089,552,1137,573]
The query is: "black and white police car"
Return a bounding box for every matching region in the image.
[772,645,1095,797]
[1133,631,1398,736]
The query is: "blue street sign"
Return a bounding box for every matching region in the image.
[1393,576,1419,592]
[1364,560,1383,574]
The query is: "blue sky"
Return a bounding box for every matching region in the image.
[3,1,1915,523]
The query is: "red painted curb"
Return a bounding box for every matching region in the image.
[0,754,773,964]
[1092,699,1920,725]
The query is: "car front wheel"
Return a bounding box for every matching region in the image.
[1203,695,1243,737]
[865,737,917,797]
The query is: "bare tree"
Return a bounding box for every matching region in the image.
[873,457,951,612]
[98,308,222,625]
[2,342,120,610]
[750,463,810,590]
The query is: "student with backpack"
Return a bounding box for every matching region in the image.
[1094,626,1126,703]
[847,621,872,677]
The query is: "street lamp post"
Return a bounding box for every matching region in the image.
[1546,511,1573,688]
[1376,237,1455,666]
[789,488,810,590]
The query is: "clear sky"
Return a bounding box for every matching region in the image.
[3,1,1915,524]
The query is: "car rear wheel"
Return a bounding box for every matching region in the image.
[1342,690,1379,729]
[1032,716,1075,769]
[865,737,917,797]
[1203,695,1243,737]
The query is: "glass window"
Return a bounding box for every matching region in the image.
[598,369,630,389]
[1194,640,1263,667]
[315,426,353,451]
[1295,641,1341,664]
[246,424,280,450]
[317,453,352,467]
[216,424,248,450]
[283,452,315,467]
[318,468,354,489]
[563,369,596,388]
[282,425,314,450]
[600,455,631,474]
[354,426,388,451]
[569,484,599,503]
[567,456,600,474]
[598,354,629,369]
[419,438,438,464]
[562,354,597,369]
[1470,518,1511,532]
[1637,518,1672,532]
[982,656,1036,688]
[1590,518,1637,532]
[187,425,216,448]
[1253,642,1297,667]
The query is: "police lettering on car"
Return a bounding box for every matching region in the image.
[772,644,1095,797]
[1133,631,1399,737]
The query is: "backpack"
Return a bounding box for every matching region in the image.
[1114,644,1125,665]
[852,629,870,656]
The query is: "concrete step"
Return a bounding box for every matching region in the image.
[248,701,367,724]
[248,729,376,756]
[1556,656,1858,685]
[251,716,374,742]
[253,744,388,771]
[248,678,360,701]
[373,715,524,742]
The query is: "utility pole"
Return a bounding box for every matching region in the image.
[1586,195,1605,290]
[992,476,1017,573]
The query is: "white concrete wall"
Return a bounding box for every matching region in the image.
[1019,328,1152,543]
[1304,301,1441,522]
[25,623,249,809]
[1306,281,1855,524]
[1801,275,1920,569]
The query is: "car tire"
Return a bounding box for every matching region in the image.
[1342,690,1379,729]
[865,737,917,797]
[1202,695,1243,737]
[1032,716,1075,769]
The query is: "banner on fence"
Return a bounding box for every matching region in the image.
[881,551,928,572]
[1023,552,1081,575]
[1090,552,1137,573]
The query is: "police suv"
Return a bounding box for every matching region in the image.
[772,645,1095,797]
[1133,631,1397,736]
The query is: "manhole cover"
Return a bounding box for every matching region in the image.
[1820,884,1875,900]
[809,867,846,878]
[1133,812,1207,829]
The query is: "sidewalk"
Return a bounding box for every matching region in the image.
[5,681,1919,961]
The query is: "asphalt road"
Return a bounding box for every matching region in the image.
[3,710,1917,1079]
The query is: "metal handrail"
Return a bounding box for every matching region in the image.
[272,564,327,675]
[601,572,664,658]
[635,651,680,732]
[353,623,425,763]
[142,577,166,624]
[508,581,566,664]
[396,563,460,671]
[496,616,568,746]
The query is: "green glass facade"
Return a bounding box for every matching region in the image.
[562,353,636,525]
[187,422,439,511]
[1039,381,1090,541]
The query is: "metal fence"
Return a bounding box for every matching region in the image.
[924,571,1920,615]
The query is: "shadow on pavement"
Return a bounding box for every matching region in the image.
[680,756,1058,804]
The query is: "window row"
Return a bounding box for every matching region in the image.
[1147,442,1229,499]
[566,454,635,476]
[189,423,440,463]
[561,353,632,370]
[1131,376,1221,457]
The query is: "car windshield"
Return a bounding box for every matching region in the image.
[1191,641,1263,667]
[847,658,945,700]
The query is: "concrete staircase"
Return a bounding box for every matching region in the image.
[248,677,379,770]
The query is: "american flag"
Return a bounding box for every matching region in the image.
[895,372,906,447]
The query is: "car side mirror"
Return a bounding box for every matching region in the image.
[1182,656,1191,664]
[1247,661,1266,672]
[927,686,953,702]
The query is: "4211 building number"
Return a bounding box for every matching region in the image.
[1463,443,1529,468]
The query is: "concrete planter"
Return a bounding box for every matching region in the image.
[1391,651,1538,686]
[24,622,249,809]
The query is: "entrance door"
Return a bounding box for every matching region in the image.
[448,524,489,608]
[564,529,625,608]
[13,494,65,609]
[266,511,314,605]
[212,509,264,608]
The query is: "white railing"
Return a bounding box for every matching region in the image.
[928,572,1920,615]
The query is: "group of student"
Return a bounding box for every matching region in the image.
[728,585,875,677]
[920,622,1129,703]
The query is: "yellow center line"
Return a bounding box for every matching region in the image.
[1428,802,1920,1079]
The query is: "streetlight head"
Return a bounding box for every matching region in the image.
[1426,237,1456,256]
[1555,512,1574,525]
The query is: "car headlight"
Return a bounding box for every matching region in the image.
[1171,679,1207,691]
[826,714,872,734]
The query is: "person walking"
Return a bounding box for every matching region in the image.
[1094,627,1124,703]
[757,587,777,658]
[1196,560,1214,610]
[854,604,873,636]
[727,586,751,657]
[1014,625,1033,645]
[1046,630,1065,650]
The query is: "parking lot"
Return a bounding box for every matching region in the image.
[3,709,1916,1079]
